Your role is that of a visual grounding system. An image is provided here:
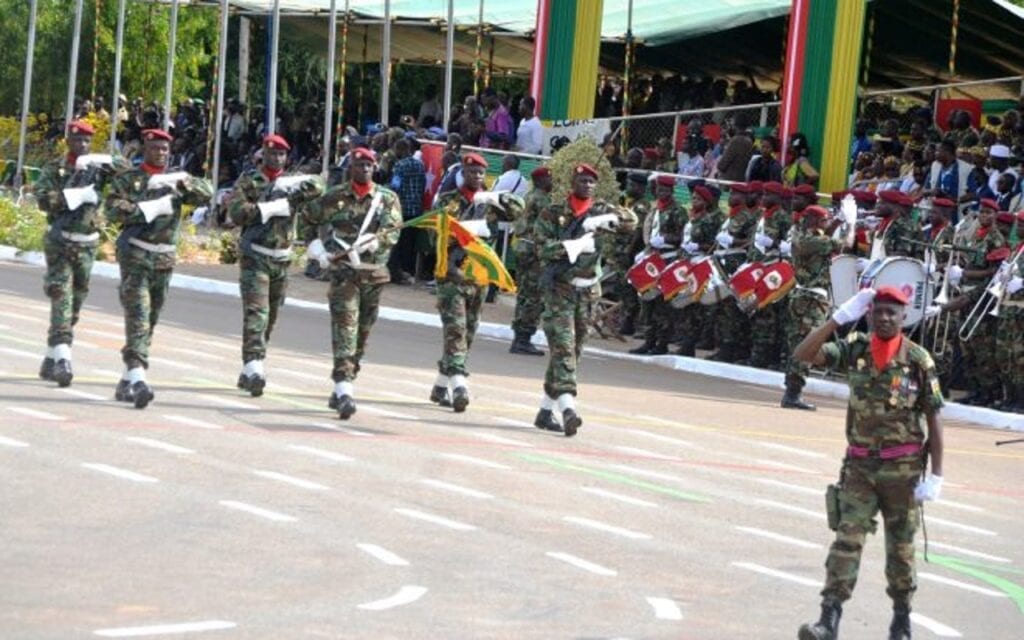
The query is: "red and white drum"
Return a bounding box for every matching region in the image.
[729,261,766,313]
[858,256,929,327]
[829,254,860,308]
[751,261,796,310]
[657,258,693,302]
[627,252,667,301]
[698,257,731,306]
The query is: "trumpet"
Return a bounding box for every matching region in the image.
[958,245,1024,341]
[927,249,958,356]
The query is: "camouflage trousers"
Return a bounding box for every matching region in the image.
[328,273,383,382]
[675,302,705,347]
[822,457,922,607]
[750,298,788,367]
[996,304,1024,386]
[642,295,674,346]
[511,247,543,336]
[716,298,752,354]
[959,298,999,392]
[239,254,290,363]
[436,280,484,376]
[542,288,593,398]
[117,251,173,369]
[43,236,96,347]
[786,290,831,391]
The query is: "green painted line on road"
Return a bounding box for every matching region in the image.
[0,333,40,348]
[514,452,712,504]
[924,552,1024,614]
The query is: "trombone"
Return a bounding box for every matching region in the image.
[958,244,1024,341]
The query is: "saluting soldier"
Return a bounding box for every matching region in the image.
[532,164,637,435]
[508,166,552,356]
[614,172,652,336]
[675,183,722,355]
[795,286,944,640]
[747,181,791,368]
[35,120,116,387]
[709,182,760,362]
[226,134,324,396]
[303,147,401,419]
[105,129,213,408]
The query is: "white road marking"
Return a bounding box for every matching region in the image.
[83,316,125,329]
[194,338,238,352]
[755,499,825,520]
[0,310,40,322]
[126,437,195,455]
[77,327,123,340]
[933,499,985,514]
[7,407,65,421]
[492,417,534,429]
[646,596,683,621]
[357,585,427,611]
[927,541,1011,564]
[201,395,259,411]
[219,500,297,522]
[82,463,158,484]
[580,487,658,508]
[311,421,374,437]
[393,508,477,531]
[615,446,682,461]
[60,388,107,401]
[910,613,963,637]
[546,552,617,576]
[163,415,223,430]
[471,432,534,448]
[356,543,410,567]
[378,390,420,402]
[753,458,816,474]
[731,562,822,587]
[441,453,510,470]
[0,435,30,448]
[734,526,822,550]
[93,620,238,637]
[926,515,997,537]
[623,429,700,449]
[287,444,353,463]
[752,440,827,459]
[91,368,123,378]
[253,470,330,491]
[275,367,324,382]
[360,405,419,421]
[148,356,199,370]
[162,346,219,361]
[917,572,1008,597]
[563,516,652,540]
[0,346,40,359]
[419,478,493,499]
[608,464,688,484]
[754,478,821,496]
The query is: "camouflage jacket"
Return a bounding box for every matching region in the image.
[823,332,943,450]
[612,194,651,266]
[793,228,840,290]
[962,226,1006,287]
[105,167,213,254]
[643,199,687,253]
[535,197,638,297]
[687,207,725,255]
[303,181,402,284]
[433,188,514,283]
[748,204,791,262]
[514,187,551,243]
[35,155,118,236]
[881,215,921,259]
[924,222,955,268]
[227,169,325,257]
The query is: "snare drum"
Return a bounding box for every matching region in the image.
[657,258,693,302]
[729,261,766,314]
[858,257,929,327]
[627,252,667,301]
[697,256,731,305]
[752,261,796,310]
[829,254,860,308]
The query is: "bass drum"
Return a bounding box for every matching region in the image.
[627,252,667,301]
[729,261,766,314]
[829,254,860,308]
[752,261,797,310]
[860,257,929,327]
[699,256,731,305]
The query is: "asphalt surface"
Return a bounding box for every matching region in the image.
[0,261,1022,640]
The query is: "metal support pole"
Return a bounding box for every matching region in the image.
[239,17,250,106]
[16,0,39,189]
[948,0,960,79]
[91,0,101,104]
[333,0,350,162]
[162,0,180,129]
[443,0,455,131]
[473,0,484,96]
[109,0,127,153]
[66,0,86,128]
[323,0,338,175]
[210,0,230,212]
[671,114,680,157]
[380,0,391,126]
[267,0,281,133]
[759,105,768,128]
[358,25,367,126]
[621,0,634,153]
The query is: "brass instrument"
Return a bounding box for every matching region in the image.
[958,244,1024,341]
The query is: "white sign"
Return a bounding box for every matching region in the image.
[541,119,612,155]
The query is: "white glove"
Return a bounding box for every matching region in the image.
[582,213,619,232]
[473,191,505,210]
[862,215,881,229]
[779,240,792,257]
[146,171,190,192]
[354,233,379,255]
[272,174,318,194]
[137,194,175,223]
[563,233,596,264]
[926,261,937,275]
[1007,276,1024,295]
[914,473,943,503]
[947,265,964,286]
[62,184,99,211]
[716,231,734,249]
[257,198,291,224]
[840,194,858,228]
[307,238,332,269]
[855,257,870,274]
[683,241,700,254]
[832,288,876,325]
[924,304,942,320]
[650,234,667,249]
[458,218,491,239]
[754,232,774,250]
[74,153,113,171]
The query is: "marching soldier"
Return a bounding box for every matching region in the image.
[875,190,920,258]
[630,175,686,355]
[795,286,944,640]
[924,197,956,266]
[429,152,513,412]
[303,147,401,419]
[105,129,213,408]
[676,183,723,355]
[508,166,551,356]
[35,120,115,387]
[226,134,324,396]
[996,212,1024,413]
[747,181,791,368]
[615,172,652,336]
[709,182,760,362]
[532,164,636,435]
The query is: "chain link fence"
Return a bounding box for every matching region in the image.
[606,102,781,154]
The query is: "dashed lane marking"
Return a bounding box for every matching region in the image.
[287,444,354,463]
[162,346,220,361]
[731,562,822,587]
[0,435,30,448]
[932,498,985,514]
[563,516,652,540]
[163,415,223,430]
[125,437,195,455]
[93,620,238,637]
[7,407,65,421]
[754,499,825,520]
[926,515,997,537]
[645,597,683,621]
[621,429,701,450]
[927,541,1011,564]
[419,478,494,499]
[356,543,410,566]
[393,508,477,531]
[614,446,682,461]
[441,453,510,470]
[90,368,123,379]
[0,310,40,322]
[0,346,39,360]
[357,585,427,611]
[82,463,159,484]
[252,469,330,491]
[219,500,297,522]
[471,432,534,448]
[274,367,324,383]
[580,487,659,508]
[311,421,374,437]
[492,417,534,429]
[546,552,617,576]
[734,526,822,550]
[199,395,260,411]
[520,455,712,503]
[148,356,199,371]
[752,440,828,459]
[910,613,963,637]
[59,388,107,402]
[917,572,1008,597]
[360,405,419,421]
[752,458,817,474]
[754,478,821,496]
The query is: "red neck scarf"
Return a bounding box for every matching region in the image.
[656,196,674,210]
[140,163,164,176]
[262,166,284,182]
[976,225,991,240]
[870,333,903,371]
[930,221,947,239]
[568,194,593,217]
[763,205,780,219]
[351,180,373,198]
[877,216,894,233]
[460,187,480,204]
[728,204,743,218]
[66,153,78,167]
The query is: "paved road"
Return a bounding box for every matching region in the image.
[0,261,1021,639]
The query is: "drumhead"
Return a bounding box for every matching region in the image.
[864,257,929,327]
[829,255,860,308]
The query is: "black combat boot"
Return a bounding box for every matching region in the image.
[562,409,582,437]
[52,359,73,387]
[451,386,470,413]
[994,384,1016,412]
[1014,385,1024,413]
[649,342,669,355]
[115,379,133,402]
[131,381,154,410]
[247,375,266,398]
[237,374,250,391]
[629,339,657,355]
[965,388,991,406]
[509,331,544,356]
[619,314,636,336]
[39,357,55,381]
[675,339,696,357]
[429,385,452,407]
[534,409,562,432]
[987,385,1004,410]
[888,604,911,640]
[781,385,817,411]
[706,346,738,362]
[336,395,357,420]
[798,599,842,640]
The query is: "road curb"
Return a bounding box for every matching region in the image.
[3,244,1021,432]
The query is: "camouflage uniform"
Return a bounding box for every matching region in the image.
[716,206,759,358]
[786,227,841,395]
[748,204,791,367]
[535,198,637,398]
[227,169,324,365]
[106,168,213,369]
[637,198,687,350]
[958,226,1007,400]
[304,183,402,382]
[35,156,112,348]
[817,332,944,608]
[881,214,923,259]
[679,205,726,349]
[612,194,651,332]
[510,187,550,338]
[996,245,1024,410]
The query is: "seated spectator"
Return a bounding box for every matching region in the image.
[746,136,782,182]
[492,154,529,197]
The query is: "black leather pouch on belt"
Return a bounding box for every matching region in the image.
[825,483,841,531]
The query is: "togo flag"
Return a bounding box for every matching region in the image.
[406,209,517,293]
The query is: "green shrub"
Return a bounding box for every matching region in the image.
[0,197,47,252]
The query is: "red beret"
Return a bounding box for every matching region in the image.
[851,190,877,204]
[731,182,751,194]
[793,184,816,197]
[351,147,376,163]
[692,185,714,203]
[142,128,173,142]
[780,187,793,198]
[879,190,911,207]
[530,166,551,180]
[996,211,1015,224]
[643,148,660,159]
[655,175,676,188]
[263,134,291,151]
[763,181,785,195]
[979,198,999,211]
[67,120,95,136]
[574,163,599,179]
[1017,211,1024,223]
[874,286,909,306]
[931,197,955,208]
[747,180,764,194]
[802,205,829,219]
[986,246,1011,262]
[462,152,488,168]
[831,190,848,202]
